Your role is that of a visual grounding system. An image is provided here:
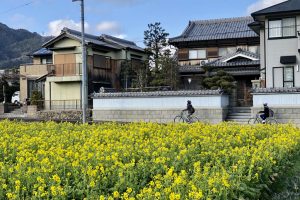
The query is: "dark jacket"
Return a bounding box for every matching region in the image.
[264,106,270,117]
[184,104,195,115]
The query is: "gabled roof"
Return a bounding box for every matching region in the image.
[252,0,300,17]
[43,28,144,52]
[205,49,260,68]
[169,16,258,44]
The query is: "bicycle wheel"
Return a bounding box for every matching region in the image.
[190,116,200,123]
[248,118,259,124]
[266,118,278,124]
[174,116,184,123]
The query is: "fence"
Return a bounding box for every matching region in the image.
[31,99,82,110]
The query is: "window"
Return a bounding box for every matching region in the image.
[41,57,53,64]
[269,18,296,38]
[218,47,237,57]
[93,54,110,69]
[284,67,294,87]
[273,66,294,88]
[248,46,260,54]
[189,49,206,59]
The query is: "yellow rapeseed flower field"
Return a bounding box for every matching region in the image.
[0,120,299,199]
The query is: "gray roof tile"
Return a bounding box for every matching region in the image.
[253,87,300,93]
[30,48,52,56]
[205,49,260,67]
[252,0,300,17]
[93,90,224,98]
[169,16,258,43]
[43,28,145,52]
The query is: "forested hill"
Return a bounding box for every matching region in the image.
[0,23,52,69]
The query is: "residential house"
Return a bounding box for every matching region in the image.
[20,28,147,109]
[250,0,300,88]
[169,17,260,106]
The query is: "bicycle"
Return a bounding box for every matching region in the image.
[248,113,278,124]
[174,111,200,123]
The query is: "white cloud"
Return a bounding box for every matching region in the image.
[96,21,121,34]
[247,0,287,13]
[47,19,90,36]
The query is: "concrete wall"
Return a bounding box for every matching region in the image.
[252,92,300,126]
[20,64,52,102]
[93,91,229,123]
[44,81,81,110]
[262,16,300,88]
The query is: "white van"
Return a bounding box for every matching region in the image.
[11,91,20,104]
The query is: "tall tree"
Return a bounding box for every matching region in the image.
[144,22,169,73]
[144,22,179,90]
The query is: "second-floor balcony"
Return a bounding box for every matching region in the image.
[54,63,82,76]
[20,63,82,77]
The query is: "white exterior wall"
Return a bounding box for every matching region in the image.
[93,94,229,123]
[93,95,229,110]
[253,93,300,107]
[264,16,300,88]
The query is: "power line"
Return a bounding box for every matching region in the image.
[0,1,34,15]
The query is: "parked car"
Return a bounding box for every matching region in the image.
[11,91,20,104]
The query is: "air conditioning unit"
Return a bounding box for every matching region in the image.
[200,60,208,66]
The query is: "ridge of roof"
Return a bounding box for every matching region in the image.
[191,16,253,25]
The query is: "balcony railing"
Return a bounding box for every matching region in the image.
[54,63,82,76]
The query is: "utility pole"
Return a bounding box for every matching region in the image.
[72,0,87,123]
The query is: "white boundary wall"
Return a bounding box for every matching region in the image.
[252,91,300,126]
[93,91,229,123]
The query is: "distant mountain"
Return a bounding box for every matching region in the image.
[0,23,52,69]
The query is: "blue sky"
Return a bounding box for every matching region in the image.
[0,0,286,46]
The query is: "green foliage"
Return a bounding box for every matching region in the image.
[203,70,235,93]
[30,91,43,108]
[144,22,179,90]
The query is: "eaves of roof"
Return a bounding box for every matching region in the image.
[251,0,300,17]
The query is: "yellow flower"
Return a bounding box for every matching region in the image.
[113,191,120,198]
[52,174,61,183]
[6,192,13,199]
[89,180,96,188]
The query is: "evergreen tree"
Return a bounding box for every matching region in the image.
[203,70,235,93]
[144,22,179,90]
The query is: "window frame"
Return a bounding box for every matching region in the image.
[268,17,297,39]
[272,66,294,88]
[188,49,207,60]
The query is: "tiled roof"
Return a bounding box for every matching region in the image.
[101,34,144,52]
[30,48,52,56]
[205,49,260,67]
[43,28,145,52]
[179,66,205,73]
[253,87,300,93]
[61,28,122,50]
[252,0,300,17]
[169,16,258,43]
[93,90,224,98]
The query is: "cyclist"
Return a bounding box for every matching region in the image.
[182,100,195,121]
[259,103,269,123]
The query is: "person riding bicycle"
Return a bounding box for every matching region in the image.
[259,103,269,123]
[182,100,195,121]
